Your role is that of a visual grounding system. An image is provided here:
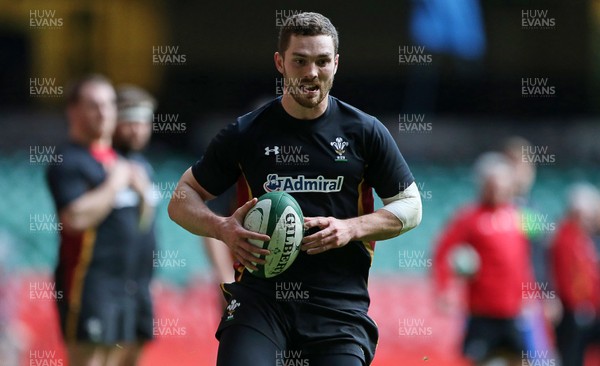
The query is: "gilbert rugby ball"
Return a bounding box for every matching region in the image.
[449,245,480,277]
[242,191,304,278]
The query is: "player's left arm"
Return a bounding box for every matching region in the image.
[302,183,421,254]
[302,118,422,255]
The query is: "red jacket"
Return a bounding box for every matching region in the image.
[433,203,533,318]
[550,218,600,312]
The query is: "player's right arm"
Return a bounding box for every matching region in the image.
[168,168,270,270]
[432,209,471,291]
[46,155,129,232]
[432,208,472,312]
[64,161,132,232]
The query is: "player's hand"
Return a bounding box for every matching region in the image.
[106,160,132,191]
[217,198,271,271]
[301,216,354,255]
[128,162,155,230]
[128,162,151,197]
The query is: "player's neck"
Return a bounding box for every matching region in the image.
[281,94,328,120]
[69,128,111,148]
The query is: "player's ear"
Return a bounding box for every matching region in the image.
[274,52,285,74]
[333,54,339,75]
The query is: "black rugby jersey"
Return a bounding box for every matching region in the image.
[46,143,149,304]
[192,96,414,310]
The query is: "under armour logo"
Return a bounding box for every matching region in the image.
[265,146,280,155]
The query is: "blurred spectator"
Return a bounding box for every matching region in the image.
[45,74,147,365]
[503,136,556,361]
[550,183,600,366]
[433,152,534,366]
[113,84,159,365]
[502,137,536,207]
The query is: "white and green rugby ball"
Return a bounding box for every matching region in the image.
[242,191,304,278]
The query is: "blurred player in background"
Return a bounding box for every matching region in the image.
[112,84,159,365]
[169,12,422,366]
[503,137,556,361]
[433,152,534,366]
[46,75,152,366]
[550,183,600,366]
[502,137,536,207]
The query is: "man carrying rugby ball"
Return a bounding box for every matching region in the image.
[168,12,421,366]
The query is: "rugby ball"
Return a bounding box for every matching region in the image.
[449,245,480,277]
[242,192,304,278]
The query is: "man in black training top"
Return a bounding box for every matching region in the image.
[46,75,154,365]
[168,12,422,366]
[113,84,159,365]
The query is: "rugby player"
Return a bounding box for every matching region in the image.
[168,12,421,366]
[112,84,159,365]
[433,152,534,366]
[551,183,600,366]
[46,75,152,366]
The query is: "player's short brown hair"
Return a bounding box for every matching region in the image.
[66,74,113,106]
[278,12,339,55]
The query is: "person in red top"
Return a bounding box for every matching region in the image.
[433,152,534,366]
[550,183,600,366]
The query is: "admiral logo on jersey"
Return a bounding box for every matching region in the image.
[263,174,344,193]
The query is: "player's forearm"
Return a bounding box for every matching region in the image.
[432,240,454,291]
[346,209,404,242]
[168,181,223,238]
[60,179,121,231]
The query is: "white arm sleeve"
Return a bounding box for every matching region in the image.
[380,181,422,233]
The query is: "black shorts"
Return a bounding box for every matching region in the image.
[463,316,526,362]
[216,281,378,365]
[57,274,154,344]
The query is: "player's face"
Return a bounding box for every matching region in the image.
[114,121,152,152]
[506,152,536,197]
[276,35,338,109]
[71,82,117,140]
[481,168,514,206]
